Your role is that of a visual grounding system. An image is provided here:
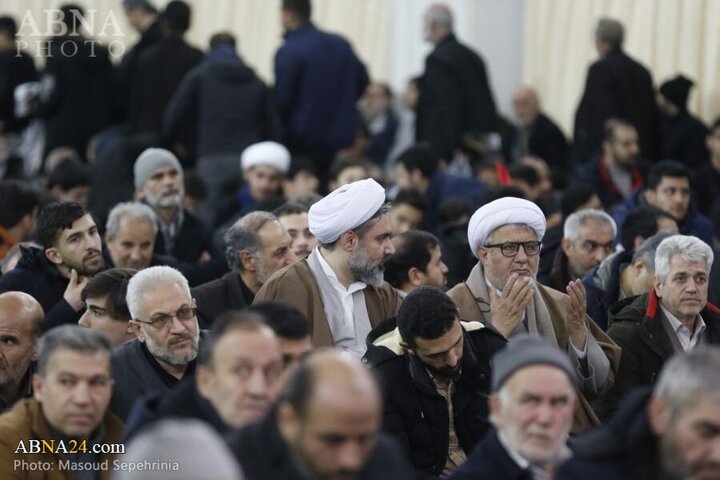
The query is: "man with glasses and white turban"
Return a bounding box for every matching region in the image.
[255,178,400,358]
[447,197,620,432]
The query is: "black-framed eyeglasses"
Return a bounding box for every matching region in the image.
[133,305,197,329]
[483,241,542,257]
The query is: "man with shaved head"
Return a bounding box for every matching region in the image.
[0,292,44,411]
[417,3,497,160]
[228,349,413,479]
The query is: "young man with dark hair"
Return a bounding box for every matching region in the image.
[384,230,448,297]
[79,268,136,347]
[274,201,317,259]
[389,188,426,237]
[0,181,39,261]
[282,157,320,199]
[612,159,714,246]
[0,201,105,330]
[46,157,92,206]
[248,301,313,370]
[364,286,506,478]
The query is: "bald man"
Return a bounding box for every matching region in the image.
[0,292,44,411]
[228,350,413,480]
[508,86,569,177]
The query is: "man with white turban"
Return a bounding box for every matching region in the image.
[447,197,620,432]
[254,179,401,357]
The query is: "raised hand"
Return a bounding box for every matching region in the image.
[565,279,589,350]
[489,273,534,338]
[63,268,89,311]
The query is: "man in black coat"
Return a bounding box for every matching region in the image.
[416,4,497,161]
[557,348,720,480]
[450,335,578,480]
[228,349,414,480]
[0,16,37,136]
[598,234,720,420]
[363,286,507,479]
[573,17,659,165]
[0,202,105,330]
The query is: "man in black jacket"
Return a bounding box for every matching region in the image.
[0,201,105,330]
[416,4,497,161]
[573,17,659,164]
[364,286,506,479]
[228,349,414,480]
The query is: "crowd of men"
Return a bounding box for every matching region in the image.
[0,0,719,479]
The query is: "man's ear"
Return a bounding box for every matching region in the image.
[195,366,212,398]
[339,231,357,253]
[239,251,256,272]
[561,238,573,256]
[125,321,134,335]
[489,393,502,421]
[133,190,143,201]
[644,189,656,206]
[277,402,300,443]
[130,321,145,341]
[32,373,43,402]
[45,248,63,266]
[633,258,646,277]
[654,274,663,298]
[30,340,39,362]
[408,267,424,287]
[647,395,670,436]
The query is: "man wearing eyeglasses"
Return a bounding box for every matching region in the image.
[539,209,617,292]
[447,197,620,433]
[109,266,202,421]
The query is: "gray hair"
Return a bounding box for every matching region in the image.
[224,211,278,271]
[654,235,713,284]
[563,209,617,242]
[319,203,392,250]
[105,201,158,239]
[631,230,676,274]
[38,325,112,376]
[596,17,624,49]
[654,347,720,419]
[126,266,190,319]
[426,4,453,30]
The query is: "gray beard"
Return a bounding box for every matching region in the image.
[143,325,199,366]
[348,245,385,288]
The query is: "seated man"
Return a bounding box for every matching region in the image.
[255,179,401,357]
[0,201,105,330]
[79,268,136,347]
[228,349,414,480]
[248,301,313,371]
[541,209,616,292]
[123,311,284,439]
[447,197,620,432]
[0,181,39,261]
[388,188,426,237]
[192,211,296,329]
[599,235,719,420]
[274,201,318,259]
[0,292,43,411]
[584,230,674,330]
[364,286,506,478]
[450,335,577,479]
[0,325,122,479]
[110,266,201,421]
[47,157,92,206]
[558,348,720,480]
[384,230,448,298]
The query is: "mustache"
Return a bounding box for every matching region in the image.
[83,250,101,260]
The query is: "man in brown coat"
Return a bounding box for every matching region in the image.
[447,197,620,432]
[0,325,123,480]
[255,179,401,357]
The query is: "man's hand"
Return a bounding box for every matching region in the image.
[489,273,534,338]
[63,269,89,311]
[565,279,589,350]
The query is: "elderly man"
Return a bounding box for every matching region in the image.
[0,325,122,480]
[79,268,136,347]
[450,335,577,479]
[599,235,719,419]
[384,230,448,297]
[542,209,617,292]
[0,201,105,330]
[255,179,400,357]
[228,349,413,480]
[365,286,506,478]
[558,348,720,480]
[192,211,296,329]
[110,266,201,421]
[0,292,43,411]
[105,202,158,270]
[447,197,620,431]
[134,148,212,263]
[123,311,284,439]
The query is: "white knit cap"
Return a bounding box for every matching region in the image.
[309,178,386,243]
[240,141,291,173]
[467,197,546,258]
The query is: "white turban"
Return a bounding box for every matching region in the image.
[309,179,386,243]
[240,141,291,173]
[468,197,546,258]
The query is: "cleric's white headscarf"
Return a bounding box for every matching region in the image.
[240,141,291,173]
[309,179,386,243]
[468,197,546,258]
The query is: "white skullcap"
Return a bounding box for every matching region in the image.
[309,178,386,243]
[468,197,546,258]
[240,141,291,173]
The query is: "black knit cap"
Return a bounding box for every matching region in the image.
[660,75,694,109]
